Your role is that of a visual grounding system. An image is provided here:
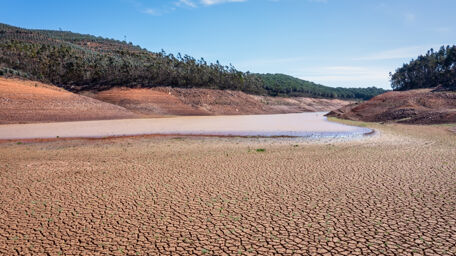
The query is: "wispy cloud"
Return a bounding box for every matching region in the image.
[175,0,197,8]
[296,66,390,87]
[354,45,440,61]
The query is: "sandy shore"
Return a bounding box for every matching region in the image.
[0,121,455,255]
[0,113,370,140]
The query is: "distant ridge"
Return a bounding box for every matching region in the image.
[0,23,385,100]
[258,73,386,100]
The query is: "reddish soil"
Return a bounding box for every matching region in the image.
[91,87,351,116]
[90,87,211,115]
[327,88,456,124]
[0,78,139,124]
[0,77,352,124]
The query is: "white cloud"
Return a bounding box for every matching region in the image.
[175,0,197,8]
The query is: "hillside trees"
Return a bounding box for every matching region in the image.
[390,45,456,91]
[0,23,266,94]
[0,23,386,100]
[258,73,386,99]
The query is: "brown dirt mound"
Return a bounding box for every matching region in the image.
[0,78,139,124]
[327,88,456,124]
[91,87,351,116]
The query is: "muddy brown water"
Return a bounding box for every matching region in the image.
[0,112,371,140]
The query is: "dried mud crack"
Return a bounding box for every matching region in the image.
[0,124,455,255]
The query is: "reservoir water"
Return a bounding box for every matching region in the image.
[0,112,371,140]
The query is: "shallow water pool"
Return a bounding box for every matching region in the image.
[0,112,372,140]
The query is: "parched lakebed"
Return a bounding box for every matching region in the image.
[0,123,455,255]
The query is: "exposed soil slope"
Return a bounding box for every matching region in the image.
[0,77,352,124]
[327,88,456,124]
[0,78,139,124]
[91,87,351,116]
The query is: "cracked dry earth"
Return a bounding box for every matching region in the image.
[0,124,455,255]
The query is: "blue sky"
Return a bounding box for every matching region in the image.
[1,0,455,89]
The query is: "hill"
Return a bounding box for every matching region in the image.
[0,77,352,123]
[258,73,386,99]
[328,45,456,124]
[327,88,456,124]
[0,23,264,94]
[390,45,456,91]
[0,23,385,100]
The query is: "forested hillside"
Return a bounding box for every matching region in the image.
[0,23,385,99]
[259,74,386,100]
[0,23,265,94]
[390,45,456,91]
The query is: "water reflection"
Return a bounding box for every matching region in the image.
[0,112,372,139]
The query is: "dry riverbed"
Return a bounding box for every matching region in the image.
[0,121,455,255]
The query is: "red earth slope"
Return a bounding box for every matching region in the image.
[327,88,456,124]
[91,87,351,116]
[0,78,139,124]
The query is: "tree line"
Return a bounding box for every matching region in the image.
[0,23,385,100]
[390,45,456,91]
[258,73,386,100]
